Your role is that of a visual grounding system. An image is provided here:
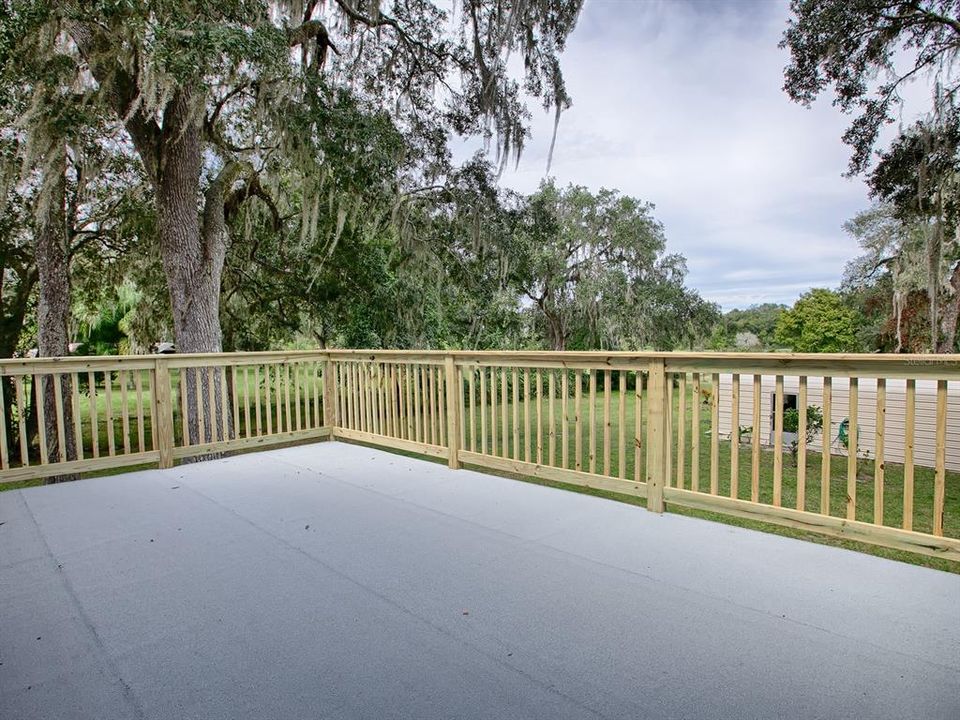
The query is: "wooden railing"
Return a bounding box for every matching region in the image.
[0,351,332,481]
[2,350,958,561]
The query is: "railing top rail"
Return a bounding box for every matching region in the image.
[161,350,330,368]
[0,355,160,374]
[2,349,959,379]
[0,349,332,374]
[324,348,960,363]
[325,349,960,378]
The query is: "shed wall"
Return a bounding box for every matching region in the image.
[715,375,960,472]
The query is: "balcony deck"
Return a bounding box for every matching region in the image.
[2,442,958,719]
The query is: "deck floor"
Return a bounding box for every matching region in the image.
[2,442,958,719]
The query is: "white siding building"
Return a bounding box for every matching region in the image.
[716,375,960,472]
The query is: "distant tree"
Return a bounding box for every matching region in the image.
[868,106,960,351]
[843,203,948,350]
[782,0,960,175]
[668,291,722,350]
[709,303,787,350]
[506,181,705,351]
[73,283,142,356]
[725,303,786,348]
[774,288,862,352]
[218,157,530,351]
[622,272,719,351]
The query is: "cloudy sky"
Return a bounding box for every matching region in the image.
[494,0,925,311]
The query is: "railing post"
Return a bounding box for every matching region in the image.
[644,357,667,513]
[152,359,175,469]
[323,358,337,430]
[444,355,461,470]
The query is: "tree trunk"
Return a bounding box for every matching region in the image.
[925,221,942,352]
[34,145,78,479]
[156,92,225,356]
[0,266,36,459]
[542,308,566,351]
[152,92,235,447]
[937,261,960,353]
[68,27,234,455]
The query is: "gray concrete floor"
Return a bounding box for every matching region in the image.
[1,442,958,720]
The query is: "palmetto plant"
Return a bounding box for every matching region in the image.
[74,284,141,356]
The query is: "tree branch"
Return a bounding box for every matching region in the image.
[67,22,162,182]
[287,18,339,72]
[202,160,252,261]
[224,173,282,231]
[895,2,960,36]
[865,255,898,280]
[206,82,250,133]
[333,0,472,75]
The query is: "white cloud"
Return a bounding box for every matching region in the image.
[487,0,933,311]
